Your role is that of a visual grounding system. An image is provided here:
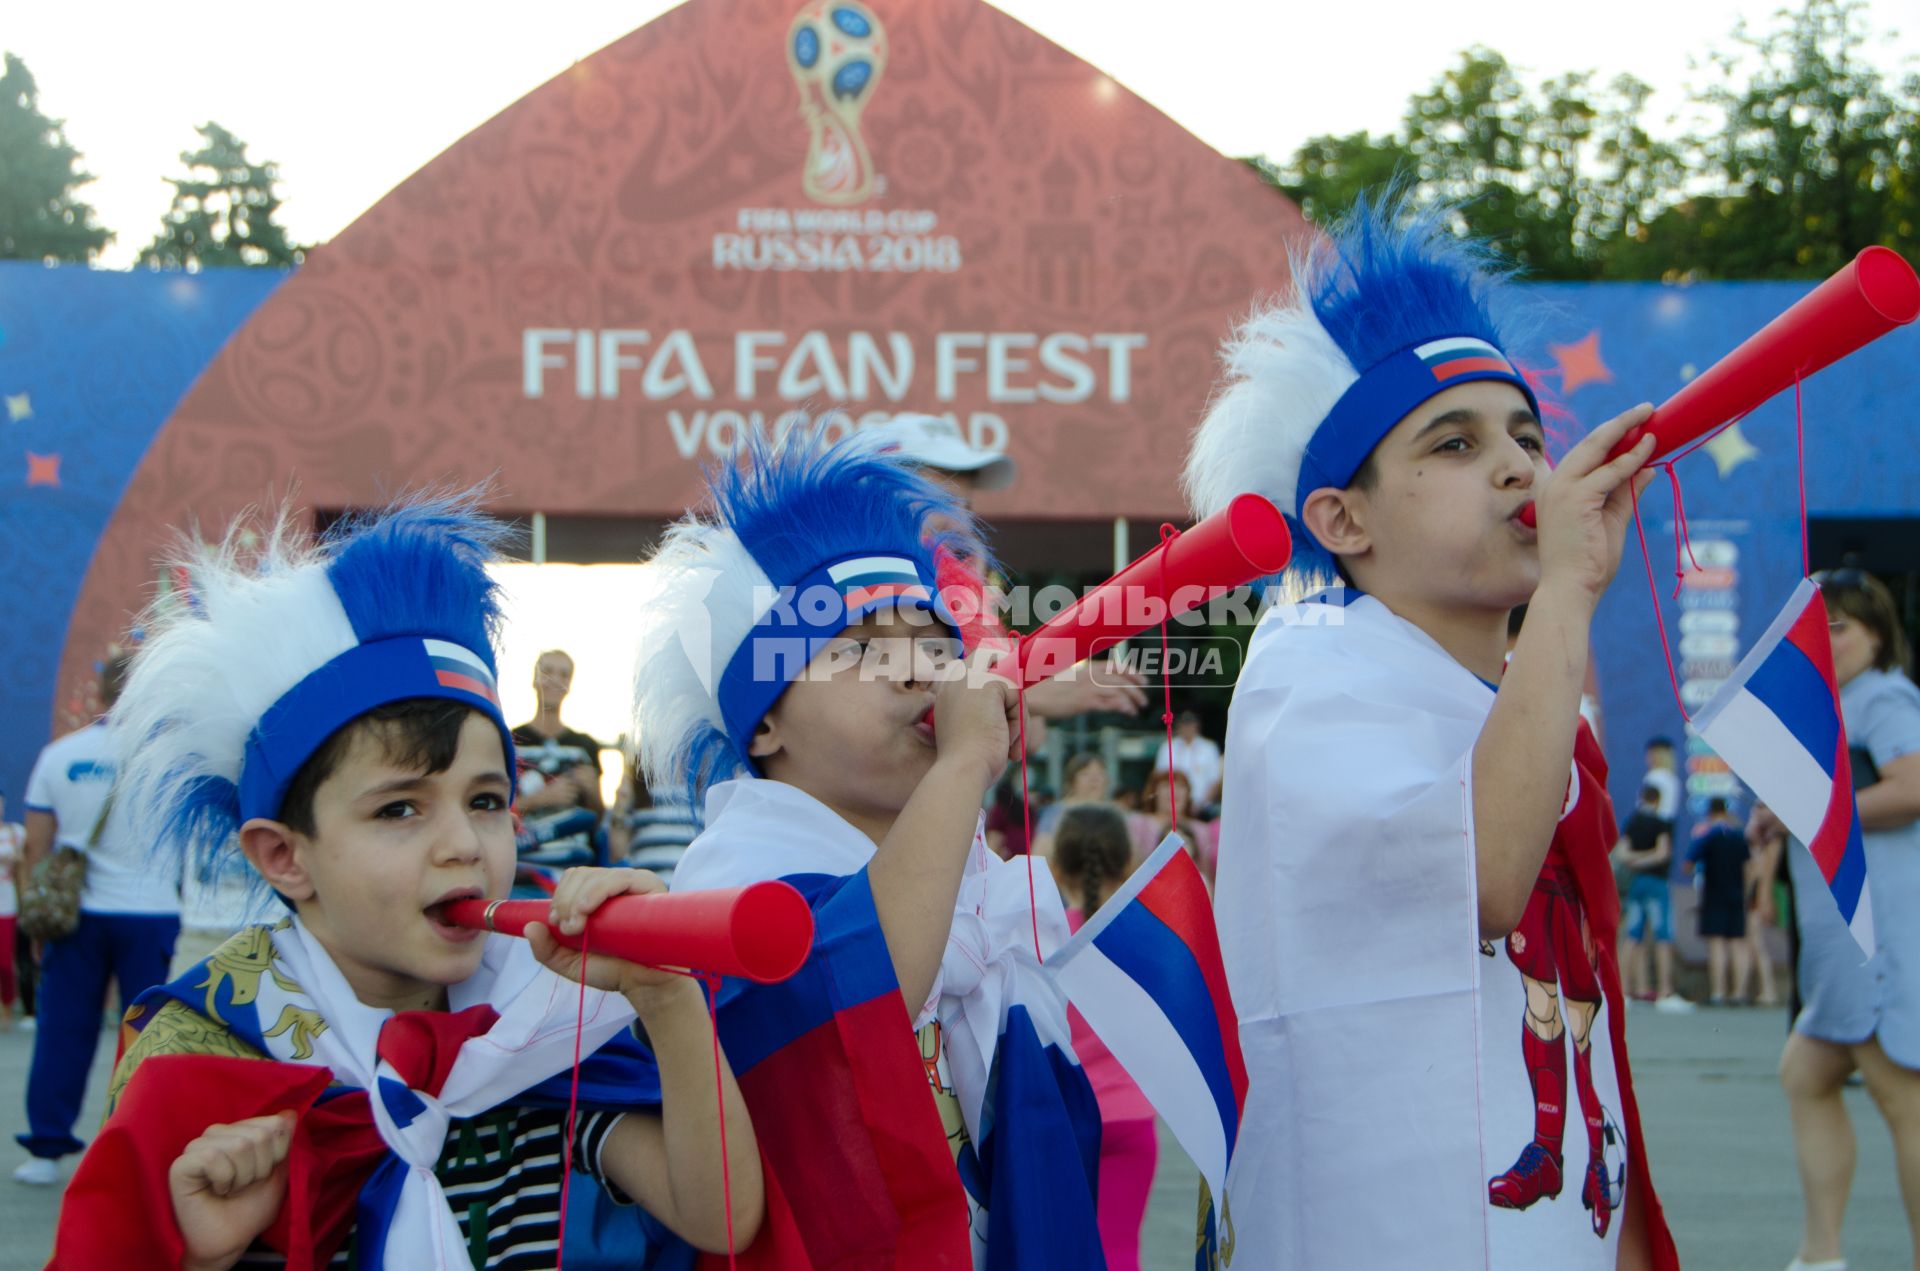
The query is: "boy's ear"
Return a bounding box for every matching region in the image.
[1300,487,1371,561]
[746,716,782,763]
[239,818,317,902]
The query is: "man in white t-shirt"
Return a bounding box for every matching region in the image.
[12,656,180,1186]
[1154,710,1224,811]
[1639,736,1681,824]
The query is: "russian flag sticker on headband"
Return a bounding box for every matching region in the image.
[423,638,500,706]
[1414,336,1519,384]
[826,556,932,612]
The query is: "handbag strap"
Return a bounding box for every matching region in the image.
[82,787,115,852]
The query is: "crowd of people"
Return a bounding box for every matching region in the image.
[0,196,1914,1271]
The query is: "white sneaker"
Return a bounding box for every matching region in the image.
[12,1158,59,1186]
[17,1016,33,1032]
[1655,994,1698,1014]
[1786,1258,1847,1271]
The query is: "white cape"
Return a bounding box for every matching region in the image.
[1216,593,1624,1269]
[261,919,638,1270]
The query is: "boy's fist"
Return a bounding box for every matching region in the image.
[526,867,703,1015]
[1533,403,1658,605]
[171,1110,295,1271]
[933,646,1020,789]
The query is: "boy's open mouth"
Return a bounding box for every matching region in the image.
[424,887,485,941]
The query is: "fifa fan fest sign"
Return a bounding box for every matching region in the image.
[518,327,1148,460]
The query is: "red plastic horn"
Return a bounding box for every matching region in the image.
[1518,246,1919,525]
[444,881,815,984]
[1615,245,1919,462]
[1016,493,1292,686]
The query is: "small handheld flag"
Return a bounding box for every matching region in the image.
[1693,578,1874,955]
[1045,834,1248,1252]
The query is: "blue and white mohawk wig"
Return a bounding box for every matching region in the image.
[1183,193,1539,577]
[112,494,517,874]
[632,425,984,808]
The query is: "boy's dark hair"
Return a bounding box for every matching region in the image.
[1645,736,1675,753]
[1707,796,1729,817]
[1052,804,1132,918]
[279,697,477,835]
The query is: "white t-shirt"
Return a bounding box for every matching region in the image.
[1154,733,1224,804]
[0,822,22,917]
[24,720,180,916]
[1641,766,1680,822]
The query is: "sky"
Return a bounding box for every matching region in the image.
[7,0,1918,269]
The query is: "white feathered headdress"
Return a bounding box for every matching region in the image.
[112,496,517,874]
[1185,194,1540,576]
[631,427,985,808]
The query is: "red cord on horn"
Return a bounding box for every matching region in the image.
[1157,526,1181,797]
[555,922,590,1271]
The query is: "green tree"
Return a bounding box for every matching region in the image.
[1267,49,1675,280]
[140,122,302,269]
[1253,0,1917,281]
[1633,0,1920,279]
[1248,131,1410,227]
[0,52,113,263]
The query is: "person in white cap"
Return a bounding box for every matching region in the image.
[861,412,1019,501]
[862,413,1147,721]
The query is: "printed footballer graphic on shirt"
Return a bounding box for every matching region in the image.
[1486,752,1628,1240]
[918,1018,970,1161]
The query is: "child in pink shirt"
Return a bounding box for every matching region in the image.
[1053,803,1158,1271]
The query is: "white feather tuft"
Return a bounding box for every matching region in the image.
[1183,277,1360,521]
[630,518,776,801]
[113,509,359,862]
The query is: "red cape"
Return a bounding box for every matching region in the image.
[1566,723,1681,1270]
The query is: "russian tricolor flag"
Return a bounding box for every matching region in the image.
[422,637,500,706]
[1694,578,1875,955]
[712,870,972,1269]
[1045,834,1248,1245]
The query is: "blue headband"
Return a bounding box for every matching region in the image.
[238,636,516,822]
[718,551,954,771]
[1294,335,1538,516]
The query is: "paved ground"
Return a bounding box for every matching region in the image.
[0,1001,1906,1268]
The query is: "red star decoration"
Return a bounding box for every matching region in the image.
[25,452,60,488]
[1549,330,1613,395]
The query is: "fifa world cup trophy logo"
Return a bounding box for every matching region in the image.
[787,1,887,205]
